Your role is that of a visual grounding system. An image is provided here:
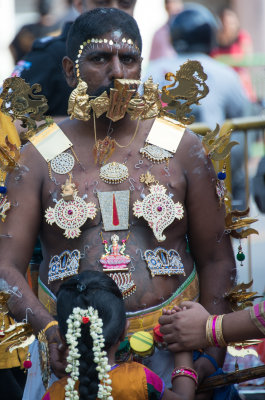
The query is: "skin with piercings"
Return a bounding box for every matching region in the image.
[0,17,236,399]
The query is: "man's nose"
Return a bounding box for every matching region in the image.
[109,55,124,80]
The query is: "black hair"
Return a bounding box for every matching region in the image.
[57,270,126,400]
[66,7,142,62]
[170,6,218,54]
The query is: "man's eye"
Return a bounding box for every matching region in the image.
[119,0,133,8]
[91,56,106,63]
[121,55,136,64]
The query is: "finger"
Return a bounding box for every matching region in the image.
[172,306,181,312]
[180,301,195,309]
[159,314,173,325]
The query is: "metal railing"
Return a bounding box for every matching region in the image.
[191,116,265,282]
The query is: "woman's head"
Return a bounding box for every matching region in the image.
[57,270,126,348]
[57,270,126,399]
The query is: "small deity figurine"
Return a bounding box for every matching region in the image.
[68,80,91,121]
[100,234,136,298]
[128,77,162,120]
[61,176,76,201]
[100,234,130,271]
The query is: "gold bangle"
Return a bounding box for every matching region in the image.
[43,320,58,334]
[215,315,227,347]
[206,315,215,347]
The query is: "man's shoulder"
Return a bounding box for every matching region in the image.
[25,21,72,56]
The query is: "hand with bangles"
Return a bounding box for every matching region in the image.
[160,300,265,352]
[159,302,210,352]
[44,321,68,378]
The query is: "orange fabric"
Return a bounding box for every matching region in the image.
[42,362,149,400]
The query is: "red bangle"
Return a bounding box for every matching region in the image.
[212,315,219,347]
[171,366,198,387]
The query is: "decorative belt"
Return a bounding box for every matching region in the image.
[38,267,199,333]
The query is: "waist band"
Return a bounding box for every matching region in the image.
[127,267,199,336]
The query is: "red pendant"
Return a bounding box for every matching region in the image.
[113,194,119,226]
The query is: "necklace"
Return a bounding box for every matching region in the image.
[93,112,140,165]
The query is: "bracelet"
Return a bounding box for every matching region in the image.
[43,320,58,334]
[206,315,227,347]
[171,366,198,387]
[215,315,227,347]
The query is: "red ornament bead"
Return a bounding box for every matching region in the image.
[23,360,32,369]
[68,210,73,215]
[153,324,164,343]
[157,206,162,212]
[82,316,90,324]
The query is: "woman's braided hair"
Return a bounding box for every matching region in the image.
[57,270,126,400]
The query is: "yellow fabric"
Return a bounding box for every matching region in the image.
[42,362,149,400]
[127,271,199,336]
[0,99,21,181]
[0,314,27,369]
[38,282,57,317]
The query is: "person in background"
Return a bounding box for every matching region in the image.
[145,5,249,210]
[211,7,256,103]
[11,0,137,117]
[42,270,197,400]
[9,0,62,64]
[149,0,183,61]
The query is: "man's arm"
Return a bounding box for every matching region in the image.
[181,131,236,384]
[0,143,66,376]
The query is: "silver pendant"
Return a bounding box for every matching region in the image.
[100,162,129,184]
[50,152,75,175]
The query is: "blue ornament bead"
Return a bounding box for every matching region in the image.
[0,186,7,194]
[217,171,226,180]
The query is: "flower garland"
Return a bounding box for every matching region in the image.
[65,306,113,400]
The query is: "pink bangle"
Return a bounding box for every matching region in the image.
[212,315,219,347]
[171,367,198,387]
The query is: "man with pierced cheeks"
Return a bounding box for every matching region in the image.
[0,8,236,400]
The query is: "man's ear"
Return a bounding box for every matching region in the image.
[62,56,77,88]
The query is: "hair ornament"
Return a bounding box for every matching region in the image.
[65,306,113,400]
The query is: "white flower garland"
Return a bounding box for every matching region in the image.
[65,306,113,400]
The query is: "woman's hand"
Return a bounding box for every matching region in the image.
[159,301,210,351]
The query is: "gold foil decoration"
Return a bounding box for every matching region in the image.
[225,208,258,239]
[145,117,185,153]
[225,281,262,311]
[139,171,158,186]
[0,136,20,173]
[90,91,110,118]
[0,77,53,140]
[128,77,162,120]
[1,322,35,353]
[61,175,76,201]
[106,79,140,122]
[68,80,91,121]
[161,60,209,125]
[227,340,262,359]
[30,123,73,163]
[202,124,238,161]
